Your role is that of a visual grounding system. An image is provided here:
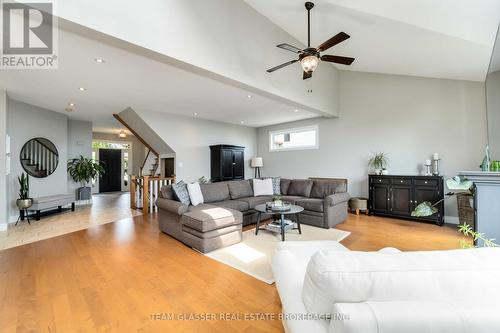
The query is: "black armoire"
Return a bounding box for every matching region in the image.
[210,145,245,182]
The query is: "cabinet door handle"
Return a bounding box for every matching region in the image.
[400,180,403,183]
[387,198,390,201]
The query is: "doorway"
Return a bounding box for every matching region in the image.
[99,149,122,192]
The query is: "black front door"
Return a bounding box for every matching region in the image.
[99,149,121,193]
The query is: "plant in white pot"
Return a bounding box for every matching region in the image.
[16,172,32,210]
[368,152,389,175]
[67,155,105,201]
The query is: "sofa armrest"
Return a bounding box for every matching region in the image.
[156,198,189,215]
[326,192,350,206]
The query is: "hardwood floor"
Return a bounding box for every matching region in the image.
[0,202,465,333]
[0,193,142,250]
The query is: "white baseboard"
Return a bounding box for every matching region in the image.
[444,216,460,225]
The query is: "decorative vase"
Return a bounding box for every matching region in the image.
[381,169,389,175]
[16,198,33,210]
[481,145,491,171]
[374,168,381,175]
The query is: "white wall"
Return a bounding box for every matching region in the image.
[67,120,93,193]
[486,70,500,159]
[7,100,70,220]
[56,0,340,117]
[0,91,7,230]
[136,110,257,182]
[257,71,487,221]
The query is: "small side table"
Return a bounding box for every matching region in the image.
[349,197,369,215]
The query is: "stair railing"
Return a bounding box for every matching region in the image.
[130,175,175,215]
[22,139,58,176]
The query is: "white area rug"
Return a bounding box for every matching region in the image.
[204,225,350,284]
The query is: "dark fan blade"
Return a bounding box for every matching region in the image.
[303,71,312,80]
[321,55,355,65]
[277,43,303,53]
[267,59,298,73]
[317,32,350,52]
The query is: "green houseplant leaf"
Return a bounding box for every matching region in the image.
[67,155,105,187]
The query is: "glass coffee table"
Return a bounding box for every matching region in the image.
[254,204,304,241]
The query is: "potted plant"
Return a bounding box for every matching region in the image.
[67,155,105,200]
[16,172,32,210]
[368,152,389,175]
[272,194,283,206]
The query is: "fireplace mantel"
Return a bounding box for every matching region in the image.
[458,171,500,184]
[458,171,500,246]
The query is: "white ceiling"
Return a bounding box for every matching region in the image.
[245,0,500,81]
[0,25,318,132]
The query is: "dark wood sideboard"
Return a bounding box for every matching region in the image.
[369,175,444,225]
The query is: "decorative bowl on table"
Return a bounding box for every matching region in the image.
[266,201,291,212]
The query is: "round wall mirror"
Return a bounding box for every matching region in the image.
[20,138,59,178]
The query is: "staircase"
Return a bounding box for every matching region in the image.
[21,139,58,177]
[140,149,159,176]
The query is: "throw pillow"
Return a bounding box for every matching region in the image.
[271,177,281,195]
[252,178,274,196]
[172,181,191,205]
[187,182,204,206]
[160,185,174,200]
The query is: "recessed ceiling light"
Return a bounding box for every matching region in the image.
[65,107,73,112]
[294,109,299,113]
[194,112,198,116]
[94,58,105,63]
[78,87,86,91]
[119,130,126,138]
[240,121,245,124]
[247,95,252,99]
[69,103,76,107]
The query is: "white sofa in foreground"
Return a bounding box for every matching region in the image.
[272,241,500,333]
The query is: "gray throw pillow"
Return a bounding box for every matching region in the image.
[160,185,174,200]
[172,181,191,205]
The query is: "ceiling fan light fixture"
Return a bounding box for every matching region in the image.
[300,55,319,73]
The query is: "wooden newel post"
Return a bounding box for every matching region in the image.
[130,175,137,209]
[143,175,150,215]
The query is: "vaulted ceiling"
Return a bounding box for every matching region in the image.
[245,0,500,81]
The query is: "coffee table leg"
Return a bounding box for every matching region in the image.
[280,214,285,241]
[255,212,261,235]
[296,214,302,234]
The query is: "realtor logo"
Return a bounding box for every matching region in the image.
[1,0,58,69]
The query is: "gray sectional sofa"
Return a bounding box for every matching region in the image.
[156,178,349,253]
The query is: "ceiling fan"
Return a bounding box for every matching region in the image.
[266,1,355,80]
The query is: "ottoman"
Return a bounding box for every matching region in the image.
[349,197,368,215]
[181,206,243,253]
